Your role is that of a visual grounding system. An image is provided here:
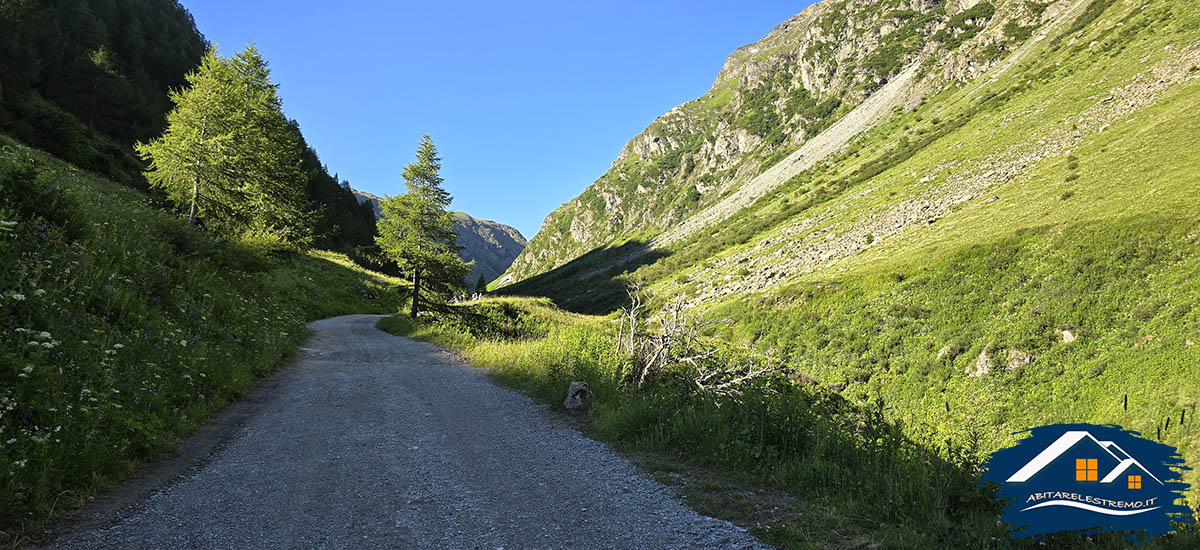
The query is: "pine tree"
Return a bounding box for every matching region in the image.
[474,274,487,294]
[376,135,471,318]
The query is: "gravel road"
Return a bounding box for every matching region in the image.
[49,314,768,549]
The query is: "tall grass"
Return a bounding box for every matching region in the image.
[379,298,1200,547]
[0,137,405,544]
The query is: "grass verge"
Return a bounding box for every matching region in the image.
[376,298,1200,548]
[0,136,406,545]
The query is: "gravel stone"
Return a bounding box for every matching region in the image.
[49,315,769,549]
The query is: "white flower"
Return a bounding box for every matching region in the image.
[180,340,188,347]
[37,331,51,340]
[112,343,124,349]
[34,289,46,296]
[0,220,16,226]
[27,341,39,347]
[41,342,55,349]
[22,366,32,374]
[10,293,24,301]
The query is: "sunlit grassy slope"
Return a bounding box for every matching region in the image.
[482,1,1200,545]
[687,0,1200,497]
[0,134,406,544]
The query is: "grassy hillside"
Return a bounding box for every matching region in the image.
[481,0,1200,546]
[379,298,1198,548]
[0,134,405,544]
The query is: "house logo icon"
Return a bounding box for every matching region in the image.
[981,423,1193,543]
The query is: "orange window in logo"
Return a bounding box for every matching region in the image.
[1075,458,1098,481]
[1128,475,1142,489]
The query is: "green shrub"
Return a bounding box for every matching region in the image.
[1003,19,1035,42]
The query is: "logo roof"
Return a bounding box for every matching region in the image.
[1005,430,1163,485]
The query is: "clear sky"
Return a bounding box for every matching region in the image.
[183,0,816,239]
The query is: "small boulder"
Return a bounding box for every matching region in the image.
[1061,328,1078,343]
[1006,349,1036,371]
[967,345,993,377]
[563,381,593,414]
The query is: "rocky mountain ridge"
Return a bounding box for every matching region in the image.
[501,0,1061,284]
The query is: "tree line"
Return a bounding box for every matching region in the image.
[141,46,470,313]
[1,0,472,313]
[0,0,376,253]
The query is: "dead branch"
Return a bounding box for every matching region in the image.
[616,282,781,397]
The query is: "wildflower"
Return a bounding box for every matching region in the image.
[10,293,24,301]
[34,289,46,296]
[22,366,32,374]
[0,220,16,226]
[27,341,40,347]
[112,343,124,349]
[180,340,188,347]
[37,331,51,340]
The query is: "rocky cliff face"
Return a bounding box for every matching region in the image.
[501,0,1050,285]
[352,190,527,286]
[450,212,528,287]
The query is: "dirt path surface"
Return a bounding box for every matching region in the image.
[47,315,767,550]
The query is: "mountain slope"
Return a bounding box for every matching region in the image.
[491,0,1200,514]
[352,190,527,285]
[502,0,1054,284]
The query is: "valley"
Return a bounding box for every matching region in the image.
[3,0,1199,548]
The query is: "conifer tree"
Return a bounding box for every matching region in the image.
[136,47,239,231]
[376,135,471,318]
[475,274,487,295]
[227,45,312,246]
[137,44,312,245]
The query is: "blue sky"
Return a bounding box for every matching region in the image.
[183,0,816,239]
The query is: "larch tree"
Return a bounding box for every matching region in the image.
[227,45,312,247]
[136,44,312,245]
[136,47,240,232]
[376,135,471,318]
